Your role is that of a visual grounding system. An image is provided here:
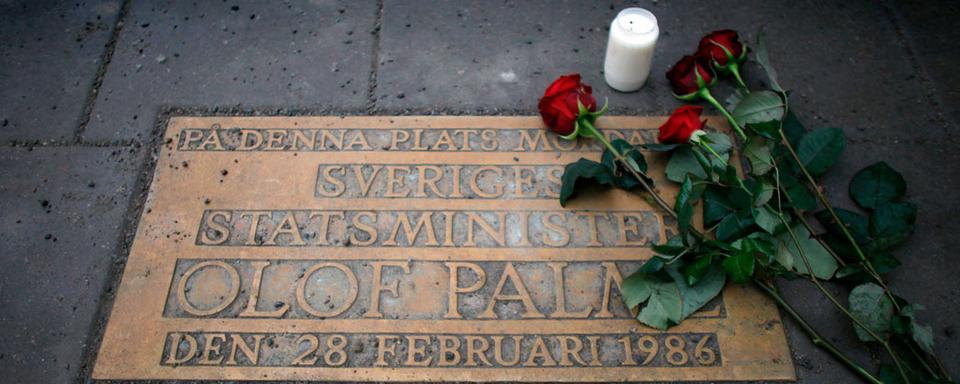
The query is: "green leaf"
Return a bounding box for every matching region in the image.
[785,183,817,211]
[703,186,734,227]
[752,206,781,234]
[642,143,680,152]
[691,147,715,179]
[869,202,917,250]
[835,254,901,282]
[640,256,668,274]
[849,283,895,342]
[835,263,865,280]
[723,251,755,283]
[900,305,934,354]
[754,31,783,93]
[702,131,733,154]
[667,263,726,319]
[732,90,786,125]
[744,137,774,176]
[747,120,781,140]
[815,208,871,245]
[622,271,655,309]
[871,253,901,274]
[776,225,838,279]
[716,210,754,242]
[773,238,794,271]
[559,158,614,206]
[682,254,713,286]
[666,146,726,183]
[725,87,748,111]
[796,127,846,176]
[911,322,935,355]
[665,147,701,183]
[652,244,686,256]
[782,111,805,147]
[602,139,650,191]
[877,365,905,384]
[602,139,648,173]
[727,183,754,210]
[676,176,695,239]
[849,162,906,210]
[751,179,775,207]
[635,279,683,330]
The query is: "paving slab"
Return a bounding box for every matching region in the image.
[83,0,377,141]
[891,0,960,128]
[0,145,142,383]
[375,1,673,115]
[376,0,946,141]
[0,0,121,142]
[788,139,960,381]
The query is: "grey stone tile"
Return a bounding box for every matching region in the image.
[779,279,871,383]
[84,0,377,141]
[376,0,946,141]
[0,145,142,383]
[785,140,960,380]
[891,0,960,126]
[375,1,672,115]
[0,1,121,142]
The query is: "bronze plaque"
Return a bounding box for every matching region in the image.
[93,116,795,381]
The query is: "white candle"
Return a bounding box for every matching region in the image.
[603,8,659,92]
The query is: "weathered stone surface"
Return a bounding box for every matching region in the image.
[93,116,793,381]
[780,139,960,382]
[0,1,956,383]
[0,145,142,383]
[375,1,672,115]
[376,1,945,141]
[822,141,960,364]
[83,0,377,141]
[0,0,121,142]
[892,0,960,125]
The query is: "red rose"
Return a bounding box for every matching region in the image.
[666,55,715,98]
[658,106,706,144]
[538,74,597,136]
[696,30,746,68]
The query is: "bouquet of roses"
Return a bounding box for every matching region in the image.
[539,30,952,384]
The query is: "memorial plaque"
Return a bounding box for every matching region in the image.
[93,116,795,381]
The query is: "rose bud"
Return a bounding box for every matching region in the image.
[657,105,706,144]
[538,73,598,137]
[666,55,716,100]
[697,30,747,70]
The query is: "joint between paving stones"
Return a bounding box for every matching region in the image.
[5,138,141,148]
[365,0,385,114]
[880,0,952,137]
[75,108,171,384]
[72,0,132,144]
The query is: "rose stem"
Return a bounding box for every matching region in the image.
[705,130,910,383]
[581,119,678,220]
[776,128,901,310]
[699,89,747,141]
[768,158,847,266]
[778,213,912,384]
[699,141,726,164]
[772,89,954,378]
[728,62,749,90]
[753,279,884,384]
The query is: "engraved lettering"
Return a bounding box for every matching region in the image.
[296,262,358,317]
[176,261,240,316]
[479,262,545,319]
[363,261,411,318]
[239,261,289,318]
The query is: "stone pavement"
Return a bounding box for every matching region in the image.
[0,0,957,382]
